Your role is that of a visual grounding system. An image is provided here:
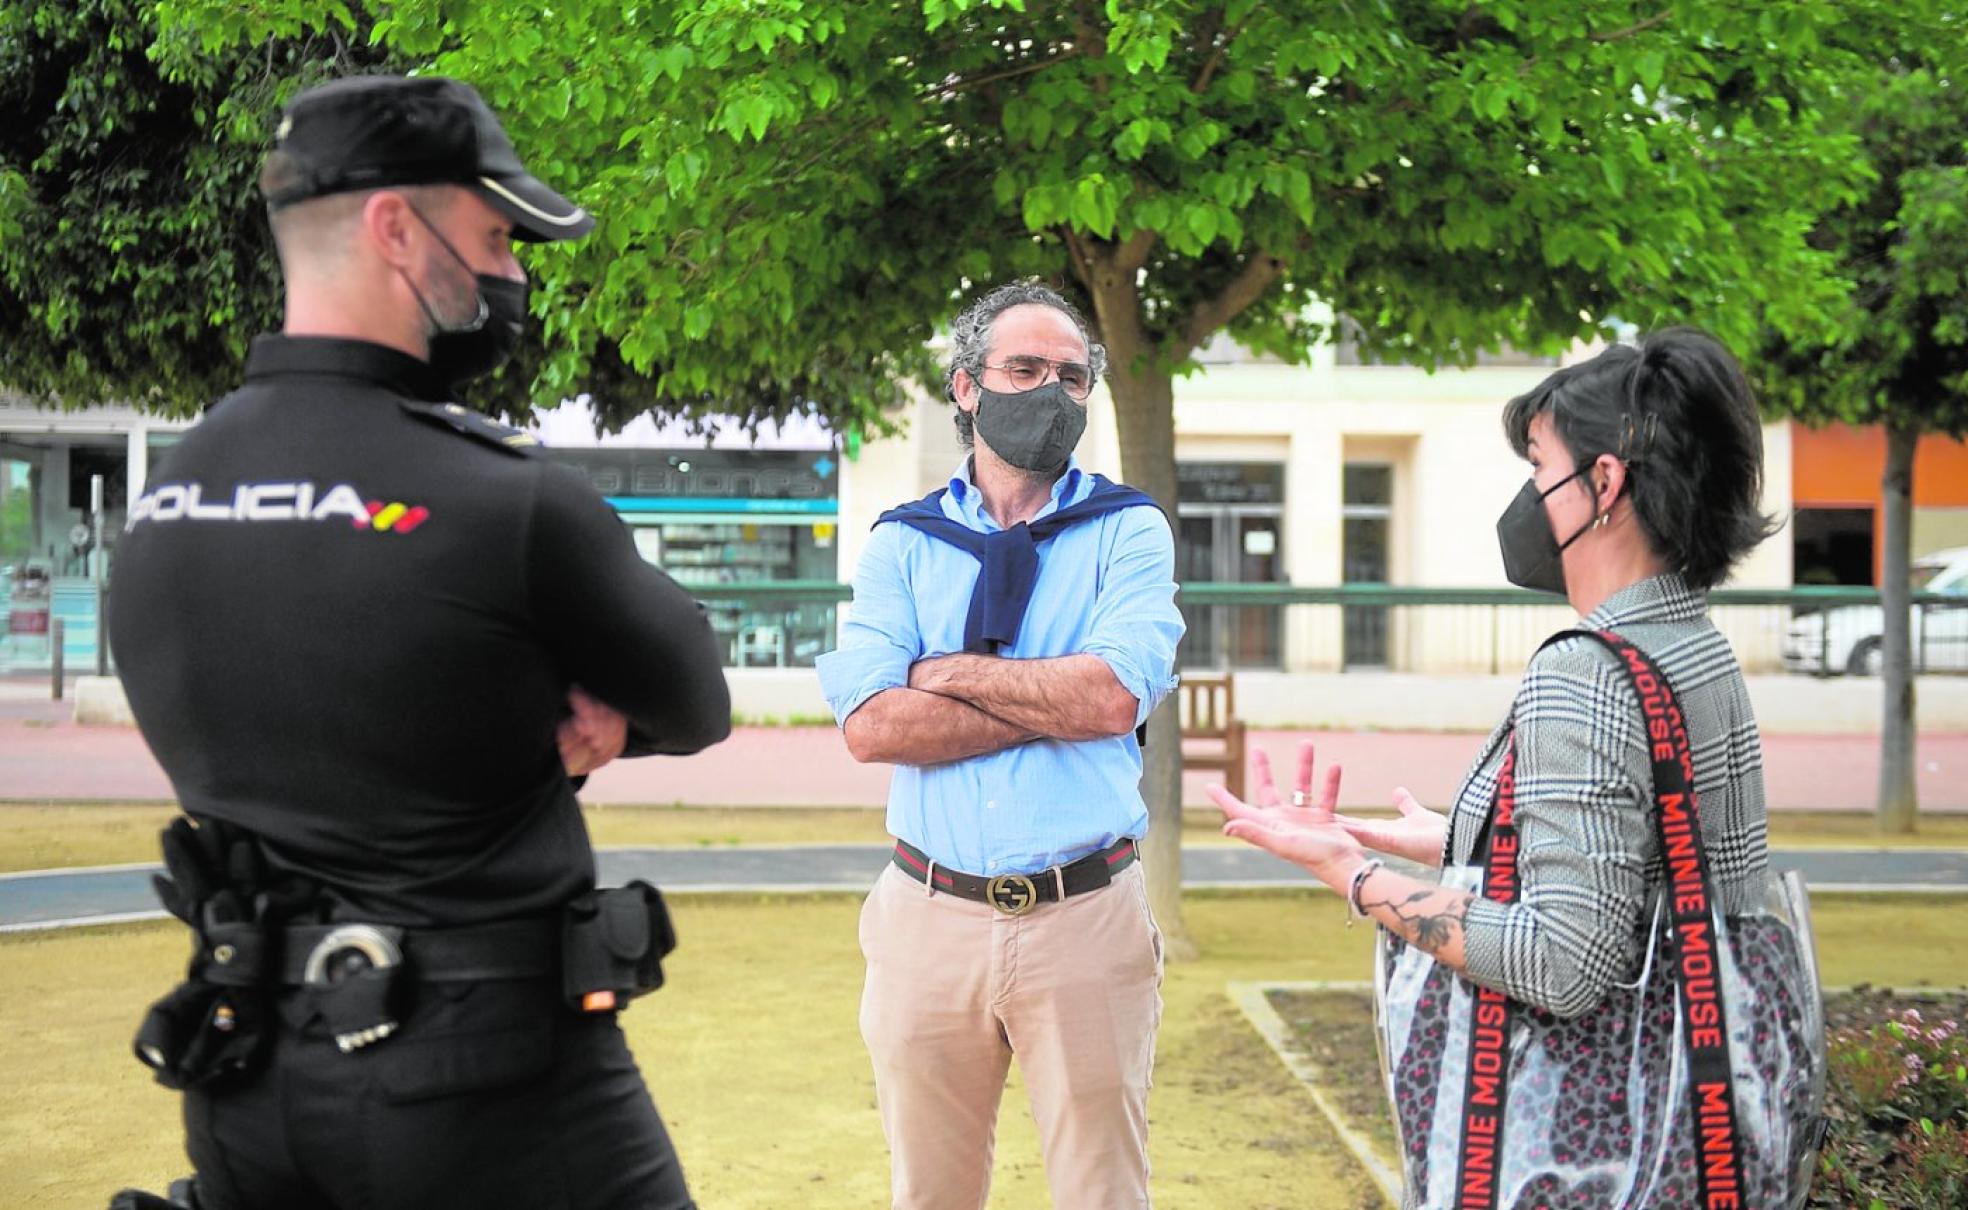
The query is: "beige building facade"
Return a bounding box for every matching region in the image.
[4,345,1796,677]
[834,345,1795,675]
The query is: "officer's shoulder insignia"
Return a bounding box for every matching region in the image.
[400,400,543,457]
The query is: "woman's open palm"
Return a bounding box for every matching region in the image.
[1332,788,1448,868]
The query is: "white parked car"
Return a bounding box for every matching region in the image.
[1783,546,1968,675]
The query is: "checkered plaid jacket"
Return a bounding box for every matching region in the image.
[1446,573,1771,1019]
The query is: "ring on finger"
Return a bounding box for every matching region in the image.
[1291,790,1310,807]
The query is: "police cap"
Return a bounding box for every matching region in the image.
[263,75,595,242]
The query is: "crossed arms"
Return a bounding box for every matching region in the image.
[842,653,1139,765]
[815,509,1181,768]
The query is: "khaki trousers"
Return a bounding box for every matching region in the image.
[858,858,1164,1210]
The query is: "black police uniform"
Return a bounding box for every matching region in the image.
[105,76,726,1210]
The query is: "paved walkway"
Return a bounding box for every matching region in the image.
[6,844,1966,932]
[7,680,1967,931]
[4,708,1966,812]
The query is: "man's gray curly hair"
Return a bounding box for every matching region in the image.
[945,280,1107,449]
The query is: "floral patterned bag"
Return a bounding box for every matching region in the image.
[1373,629,1826,1209]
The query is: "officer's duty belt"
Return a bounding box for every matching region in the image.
[891,837,1137,916]
[275,916,559,985]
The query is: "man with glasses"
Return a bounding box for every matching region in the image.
[817,280,1184,1207]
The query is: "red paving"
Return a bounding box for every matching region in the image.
[2,708,1965,813]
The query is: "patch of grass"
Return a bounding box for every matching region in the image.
[0,892,1388,1210]
[1765,811,1968,848]
[585,805,895,849]
[0,803,180,872]
[728,712,842,728]
[2,892,1959,1208]
[3,804,1964,875]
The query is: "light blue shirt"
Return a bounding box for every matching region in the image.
[816,458,1184,875]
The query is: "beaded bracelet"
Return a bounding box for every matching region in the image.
[1345,858,1385,926]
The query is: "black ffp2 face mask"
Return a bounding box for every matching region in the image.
[402,205,528,387]
[1495,468,1599,595]
[427,273,527,387]
[971,380,1088,475]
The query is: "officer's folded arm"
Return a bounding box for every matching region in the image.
[528,464,733,756]
[557,685,630,774]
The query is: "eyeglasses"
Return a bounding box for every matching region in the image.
[978,355,1097,400]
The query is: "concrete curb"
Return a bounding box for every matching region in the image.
[71,676,131,725]
[1229,979,1403,1208]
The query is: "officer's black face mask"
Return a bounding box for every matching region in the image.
[970,379,1087,475]
[402,206,528,387]
[427,275,526,387]
[1495,467,1600,596]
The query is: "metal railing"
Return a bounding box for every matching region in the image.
[1172,583,1964,676]
[691,580,852,670]
[682,582,1963,676]
[5,578,1959,678]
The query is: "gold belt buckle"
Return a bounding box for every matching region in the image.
[986,873,1039,916]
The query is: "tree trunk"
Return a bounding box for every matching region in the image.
[1076,249,1197,959]
[1107,365,1196,959]
[1876,422,1919,834]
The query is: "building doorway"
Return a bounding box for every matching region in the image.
[1792,506,1875,586]
[1342,462,1393,667]
[1177,462,1285,669]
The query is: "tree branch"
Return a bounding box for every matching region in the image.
[1513,9,1673,80]
[1190,6,1226,93]
[1591,10,1673,43]
[1063,227,1155,291]
[1114,228,1158,275]
[1074,0,1110,95]
[924,50,1080,100]
[1062,227,1096,290]
[1172,251,1287,358]
[1192,10,1254,96]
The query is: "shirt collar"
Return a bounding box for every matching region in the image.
[1582,572,1708,629]
[945,456,1086,530]
[242,334,452,402]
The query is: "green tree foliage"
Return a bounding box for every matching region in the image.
[0,0,404,412]
[132,0,1896,442]
[1760,46,1968,833]
[1761,59,1968,435]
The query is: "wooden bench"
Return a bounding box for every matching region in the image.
[1179,672,1247,800]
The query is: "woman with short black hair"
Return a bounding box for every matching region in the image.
[1214,328,1820,1207]
[1498,326,1778,595]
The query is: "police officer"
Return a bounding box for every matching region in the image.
[106,75,729,1210]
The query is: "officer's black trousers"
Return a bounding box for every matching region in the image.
[182,975,693,1210]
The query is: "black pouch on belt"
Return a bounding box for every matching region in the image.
[132,894,275,1089]
[133,979,268,1090]
[561,881,676,1012]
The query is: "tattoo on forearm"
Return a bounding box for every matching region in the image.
[1362,888,1473,957]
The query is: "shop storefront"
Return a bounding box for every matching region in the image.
[1,404,188,673]
[530,407,843,668]
[2,396,845,674]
